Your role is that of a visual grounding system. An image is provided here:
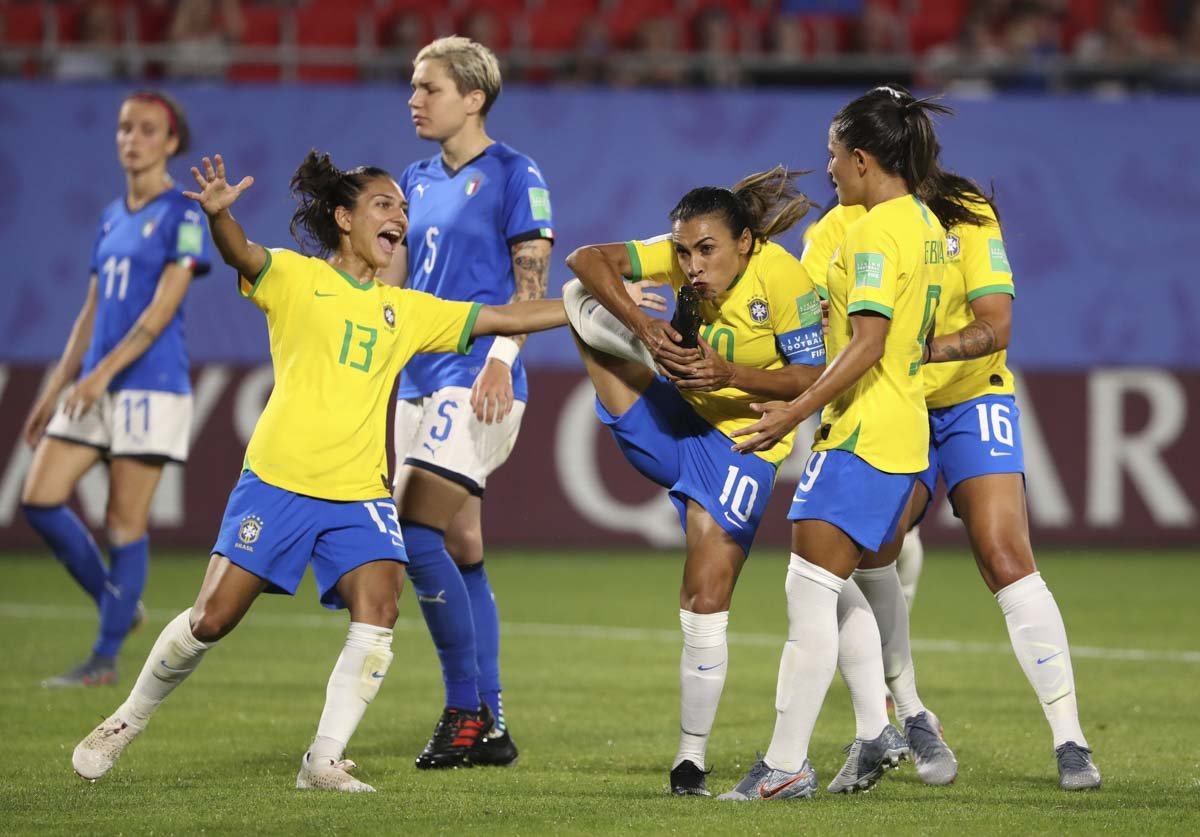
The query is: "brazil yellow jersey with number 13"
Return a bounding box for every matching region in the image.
[817,195,945,474]
[240,248,481,501]
[624,236,826,466]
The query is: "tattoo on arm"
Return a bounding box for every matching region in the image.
[509,239,552,348]
[934,319,996,363]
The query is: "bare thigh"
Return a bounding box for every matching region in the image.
[858,481,931,570]
[951,473,1037,594]
[189,554,269,642]
[21,437,102,506]
[679,499,748,613]
[571,329,655,418]
[336,559,405,628]
[105,457,166,545]
[790,518,863,579]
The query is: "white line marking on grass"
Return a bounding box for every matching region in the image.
[3,601,1198,665]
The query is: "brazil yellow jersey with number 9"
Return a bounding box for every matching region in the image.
[817,196,944,474]
[625,236,826,466]
[240,248,481,500]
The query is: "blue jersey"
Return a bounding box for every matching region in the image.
[84,188,211,394]
[397,142,555,402]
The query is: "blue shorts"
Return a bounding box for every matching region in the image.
[914,394,1025,523]
[788,449,917,552]
[212,470,407,610]
[598,377,777,556]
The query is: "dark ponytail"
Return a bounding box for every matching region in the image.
[919,164,1000,231]
[669,165,814,247]
[831,84,953,193]
[288,151,392,256]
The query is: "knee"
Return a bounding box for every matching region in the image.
[681,583,734,615]
[105,509,147,546]
[978,541,1036,593]
[350,596,399,630]
[446,528,483,566]
[189,604,238,643]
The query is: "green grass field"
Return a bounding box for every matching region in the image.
[2,548,1198,835]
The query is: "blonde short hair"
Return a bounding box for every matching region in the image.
[415,36,502,118]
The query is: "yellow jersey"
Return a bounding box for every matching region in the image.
[625,236,825,466]
[240,248,480,500]
[800,203,862,300]
[817,195,945,474]
[922,202,1014,409]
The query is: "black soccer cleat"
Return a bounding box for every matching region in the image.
[414,705,490,770]
[669,759,712,796]
[468,716,520,768]
[670,284,703,349]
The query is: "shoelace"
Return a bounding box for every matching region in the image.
[332,759,358,773]
[101,720,128,738]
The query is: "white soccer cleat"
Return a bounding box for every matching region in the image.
[295,752,376,793]
[73,713,141,781]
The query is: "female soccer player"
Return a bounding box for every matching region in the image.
[563,167,832,796]
[20,91,210,687]
[380,36,555,769]
[71,151,568,792]
[802,165,1101,790]
[720,86,949,800]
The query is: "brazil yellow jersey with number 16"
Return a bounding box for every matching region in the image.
[817,195,945,474]
[625,236,826,466]
[240,248,480,501]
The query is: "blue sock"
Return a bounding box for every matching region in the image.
[93,536,149,658]
[22,504,108,605]
[401,521,479,711]
[461,561,505,731]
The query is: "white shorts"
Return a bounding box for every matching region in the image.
[45,388,193,463]
[393,385,525,495]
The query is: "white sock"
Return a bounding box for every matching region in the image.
[995,572,1087,748]
[674,610,729,770]
[896,526,924,611]
[310,622,394,762]
[853,564,926,722]
[764,555,844,773]
[117,609,212,730]
[836,579,892,739]
[563,278,656,368]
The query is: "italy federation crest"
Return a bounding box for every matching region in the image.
[238,514,264,547]
[747,297,769,324]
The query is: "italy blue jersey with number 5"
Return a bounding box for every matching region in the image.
[83,189,212,394]
[397,142,554,402]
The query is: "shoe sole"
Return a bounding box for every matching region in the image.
[827,748,909,794]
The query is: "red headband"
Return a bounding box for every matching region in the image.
[127,93,178,137]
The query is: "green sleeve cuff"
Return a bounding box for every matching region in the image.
[815,284,829,301]
[240,250,272,298]
[457,302,484,354]
[848,300,893,319]
[623,241,641,281]
[966,283,1016,302]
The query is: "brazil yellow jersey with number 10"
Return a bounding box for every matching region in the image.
[240,248,480,501]
[624,236,826,466]
[817,195,945,474]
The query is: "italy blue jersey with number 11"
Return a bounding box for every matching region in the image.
[397,142,555,403]
[84,188,212,394]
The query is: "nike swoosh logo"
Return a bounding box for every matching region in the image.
[759,770,811,799]
[792,497,808,503]
[314,291,337,298]
[1036,651,1063,665]
[371,671,385,679]
[698,661,725,671]
[989,449,1012,457]
[159,659,189,673]
[722,512,745,529]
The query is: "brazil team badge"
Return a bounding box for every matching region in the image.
[382,302,396,329]
[747,296,769,324]
[237,515,264,550]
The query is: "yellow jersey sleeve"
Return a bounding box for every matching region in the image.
[801,204,862,299]
[625,235,685,287]
[391,289,481,357]
[956,215,1014,302]
[844,221,902,319]
[239,247,306,312]
[763,246,826,367]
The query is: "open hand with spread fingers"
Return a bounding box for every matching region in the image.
[729,399,807,453]
[182,154,254,217]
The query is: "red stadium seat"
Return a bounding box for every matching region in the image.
[1,2,45,76]
[906,0,969,54]
[605,0,678,45]
[525,4,599,51]
[295,3,364,82]
[228,5,283,82]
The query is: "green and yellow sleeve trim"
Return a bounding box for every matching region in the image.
[457,302,484,354]
[240,249,272,298]
[848,300,893,318]
[966,284,1016,302]
[623,241,642,281]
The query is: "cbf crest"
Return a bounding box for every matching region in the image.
[236,514,264,551]
[382,302,396,329]
[747,296,770,325]
[947,233,960,259]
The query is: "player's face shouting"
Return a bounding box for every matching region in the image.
[409,59,473,142]
[116,99,177,175]
[341,177,408,270]
[827,131,861,207]
[671,215,752,300]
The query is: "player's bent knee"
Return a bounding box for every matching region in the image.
[350,597,399,629]
[189,604,241,643]
[682,587,734,615]
[978,542,1036,591]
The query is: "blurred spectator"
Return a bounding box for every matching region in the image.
[1000,1,1064,89]
[1074,0,1174,63]
[54,0,123,81]
[692,8,743,87]
[767,14,811,61]
[565,16,616,85]
[855,0,909,55]
[613,15,687,87]
[166,0,246,80]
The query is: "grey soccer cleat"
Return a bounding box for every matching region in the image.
[43,654,117,688]
[1056,742,1101,790]
[717,758,817,801]
[904,710,958,786]
[827,724,910,794]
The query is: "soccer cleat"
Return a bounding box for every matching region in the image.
[904,710,958,786]
[296,752,375,793]
[72,713,141,780]
[826,724,910,794]
[717,758,817,801]
[670,284,702,349]
[468,719,519,767]
[415,705,490,769]
[1056,741,1101,790]
[43,654,117,688]
[669,760,711,797]
[128,600,148,635]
